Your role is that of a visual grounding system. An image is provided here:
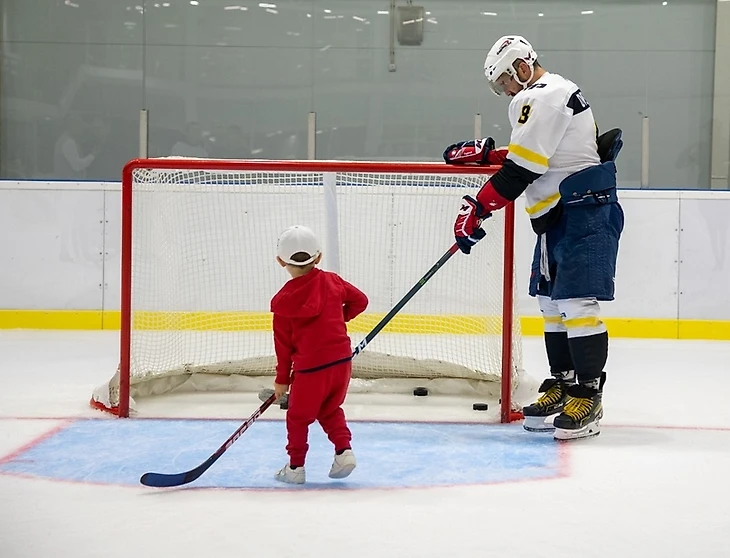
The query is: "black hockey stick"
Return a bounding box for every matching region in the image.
[317,242,461,366]
[140,242,460,488]
[140,394,277,487]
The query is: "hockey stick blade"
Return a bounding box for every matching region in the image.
[140,394,277,487]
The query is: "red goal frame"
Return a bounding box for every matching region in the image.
[116,158,522,422]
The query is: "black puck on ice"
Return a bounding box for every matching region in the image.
[472,403,489,411]
[413,387,429,396]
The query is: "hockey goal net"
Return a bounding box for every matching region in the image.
[91,158,525,422]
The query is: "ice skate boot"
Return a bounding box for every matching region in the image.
[553,373,605,441]
[522,370,574,432]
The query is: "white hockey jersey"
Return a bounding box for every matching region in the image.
[506,72,600,220]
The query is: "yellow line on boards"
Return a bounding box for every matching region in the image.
[0,310,729,340]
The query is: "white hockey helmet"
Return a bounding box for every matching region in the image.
[484,35,538,95]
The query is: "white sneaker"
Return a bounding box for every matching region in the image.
[274,464,305,484]
[328,449,356,479]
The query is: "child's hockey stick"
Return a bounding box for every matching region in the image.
[140,394,277,487]
[140,242,460,488]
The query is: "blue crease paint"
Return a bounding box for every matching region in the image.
[0,419,563,489]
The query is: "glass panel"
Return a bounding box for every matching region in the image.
[145,45,312,160]
[0,0,721,187]
[1,43,143,180]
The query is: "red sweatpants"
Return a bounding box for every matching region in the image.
[285,362,352,467]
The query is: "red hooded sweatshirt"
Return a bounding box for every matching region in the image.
[270,268,368,385]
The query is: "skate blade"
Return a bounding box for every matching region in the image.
[553,421,601,441]
[522,415,556,433]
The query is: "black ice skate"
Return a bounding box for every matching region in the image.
[552,375,605,440]
[522,372,574,432]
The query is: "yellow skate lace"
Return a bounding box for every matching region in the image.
[563,396,594,420]
[535,383,564,409]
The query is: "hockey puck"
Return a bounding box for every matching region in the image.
[472,403,489,411]
[413,387,429,396]
[279,401,289,410]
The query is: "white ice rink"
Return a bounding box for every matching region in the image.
[1,330,730,557]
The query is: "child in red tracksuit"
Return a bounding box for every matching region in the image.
[271,225,368,484]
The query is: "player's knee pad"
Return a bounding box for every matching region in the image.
[538,295,565,333]
[555,297,607,338]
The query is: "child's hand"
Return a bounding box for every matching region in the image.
[274,382,288,401]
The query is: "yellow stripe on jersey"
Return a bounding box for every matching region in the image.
[543,315,563,324]
[508,143,549,168]
[525,192,561,216]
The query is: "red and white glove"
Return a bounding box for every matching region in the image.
[454,195,490,254]
[443,137,508,166]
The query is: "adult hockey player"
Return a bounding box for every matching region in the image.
[444,36,624,440]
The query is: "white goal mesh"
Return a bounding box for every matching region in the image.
[91,159,524,418]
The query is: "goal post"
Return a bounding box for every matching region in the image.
[91,158,526,422]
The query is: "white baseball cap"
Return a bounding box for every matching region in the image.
[276,225,322,266]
